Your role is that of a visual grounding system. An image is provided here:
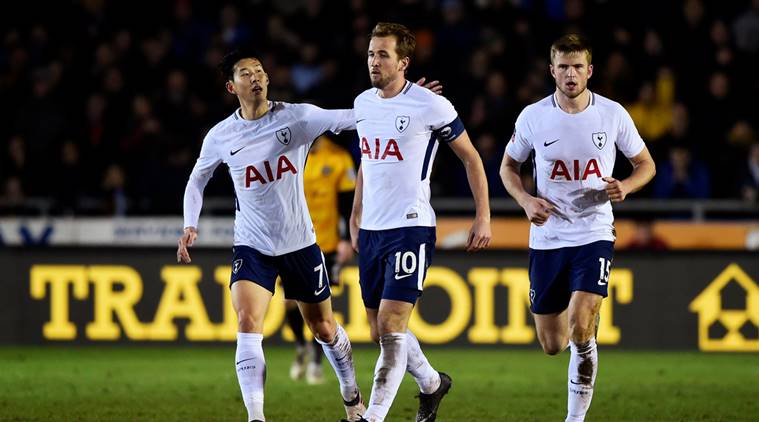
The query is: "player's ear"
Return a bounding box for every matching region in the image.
[549,63,556,79]
[587,63,593,80]
[399,56,410,73]
[225,80,236,95]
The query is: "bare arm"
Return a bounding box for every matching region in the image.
[602,146,656,202]
[349,164,363,252]
[499,152,554,226]
[448,131,491,251]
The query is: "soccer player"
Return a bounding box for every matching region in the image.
[349,23,492,422]
[285,134,356,385]
[176,51,440,422]
[499,34,656,422]
[176,51,364,422]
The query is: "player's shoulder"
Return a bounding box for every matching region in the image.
[354,87,377,106]
[591,92,627,114]
[516,94,553,125]
[523,94,555,115]
[205,110,242,141]
[272,100,312,117]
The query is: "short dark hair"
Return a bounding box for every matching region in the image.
[550,34,592,64]
[370,22,416,61]
[219,50,261,81]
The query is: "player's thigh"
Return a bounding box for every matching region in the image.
[381,227,435,306]
[229,245,279,332]
[528,247,572,314]
[358,229,386,309]
[231,281,273,333]
[567,240,614,300]
[376,298,415,335]
[278,243,331,303]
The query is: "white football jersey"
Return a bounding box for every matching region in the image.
[183,101,354,255]
[505,92,645,250]
[354,80,464,230]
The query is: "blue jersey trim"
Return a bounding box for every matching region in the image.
[434,116,465,143]
[420,132,437,181]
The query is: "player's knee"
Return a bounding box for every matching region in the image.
[538,332,568,355]
[569,316,595,343]
[236,309,263,333]
[307,317,336,343]
[540,339,567,355]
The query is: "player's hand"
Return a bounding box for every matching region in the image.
[416,77,443,95]
[466,217,492,252]
[602,176,628,202]
[336,239,354,264]
[349,216,360,252]
[523,196,554,226]
[177,227,198,263]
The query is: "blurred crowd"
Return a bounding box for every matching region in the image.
[1,0,757,216]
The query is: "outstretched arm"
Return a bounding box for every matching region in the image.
[448,131,491,251]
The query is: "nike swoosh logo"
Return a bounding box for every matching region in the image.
[356,119,366,124]
[394,273,413,280]
[314,285,327,296]
[230,147,245,156]
[598,280,607,286]
[236,357,255,365]
[544,139,560,147]
[569,380,585,385]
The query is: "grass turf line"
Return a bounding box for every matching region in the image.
[0,346,756,421]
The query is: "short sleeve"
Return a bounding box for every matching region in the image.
[427,95,465,143]
[616,104,646,158]
[504,111,533,162]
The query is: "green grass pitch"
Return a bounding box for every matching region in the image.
[0,346,756,421]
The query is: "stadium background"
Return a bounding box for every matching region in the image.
[1,0,758,420]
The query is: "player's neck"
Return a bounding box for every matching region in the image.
[555,89,591,114]
[377,77,407,99]
[239,98,270,120]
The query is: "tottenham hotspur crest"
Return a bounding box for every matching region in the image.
[592,132,607,150]
[276,127,292,145]
[395,115,410,133]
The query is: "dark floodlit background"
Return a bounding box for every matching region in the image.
[1,0,757,216]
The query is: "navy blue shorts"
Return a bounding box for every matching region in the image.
[528,240,614,314]
[230,243,330,303]
[358,227,436,309]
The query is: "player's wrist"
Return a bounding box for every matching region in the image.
[184,226,198,234]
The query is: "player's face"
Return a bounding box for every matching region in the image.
[550,51,593,99]
[367,36,408,89]
[227,58,269,101]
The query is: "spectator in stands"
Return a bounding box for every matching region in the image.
[627,68,675,144]
[733,0,759,54]
[0,1,757,215]
[654,144,710,199]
